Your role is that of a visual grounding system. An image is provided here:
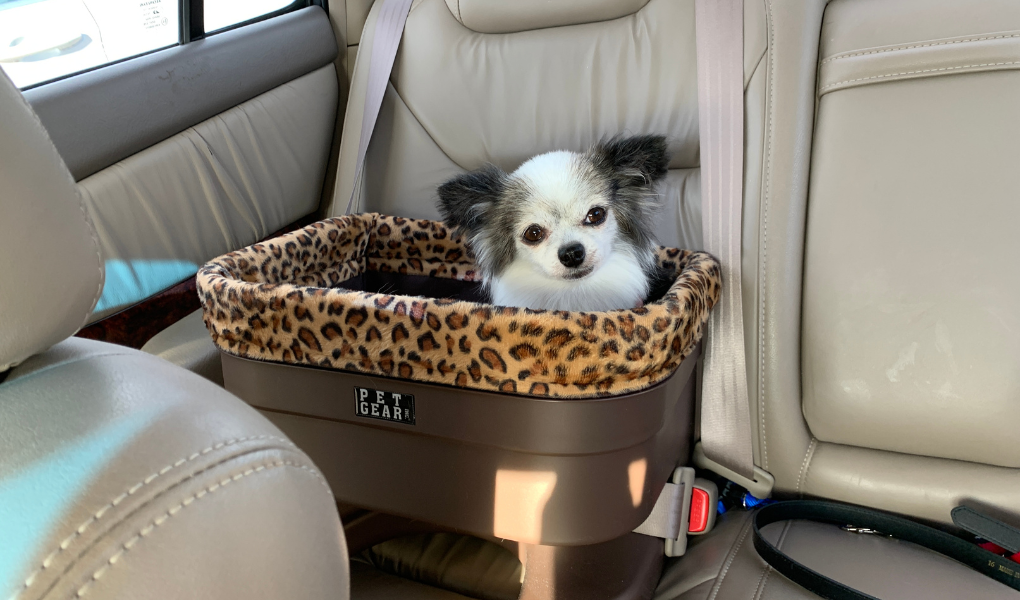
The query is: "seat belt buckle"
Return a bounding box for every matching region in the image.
[633,467,719,557]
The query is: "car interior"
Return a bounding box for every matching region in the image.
[2,0,1020,599]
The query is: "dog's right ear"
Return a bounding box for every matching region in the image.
[437,165,507,236]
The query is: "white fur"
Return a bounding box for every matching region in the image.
[485,151,653,311]
[489,245,649,311]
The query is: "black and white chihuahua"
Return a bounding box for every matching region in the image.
[437,135,672,312]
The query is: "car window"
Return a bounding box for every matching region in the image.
[0,0,178,89]
[204,0,296,34]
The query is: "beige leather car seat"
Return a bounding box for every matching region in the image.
[0,70,350,600]
[661,0,1020,595]
[326,0,1020,598]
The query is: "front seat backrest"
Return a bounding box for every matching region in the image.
[0,69,350,600]
[0,70,103,371]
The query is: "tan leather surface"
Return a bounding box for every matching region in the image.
[79,65,337,321]
[0,70,103,371]
[347,0,375,45]
[654,511,1020,600]
[802,69,1020,468]
[445,0,649,34]
[751,0,1020,525]
[329,0,766,227]
[819,27,1020,95]
[819,0,1020,96]
[330,0,707,218]
[359,533,522,600]
[1,338,349,600]
[822,0,1020,59]
[395,0,699,173]
[801,443,1020,525]
[141,309,223,386]
[741,0,823,495]
[26,7,339,182]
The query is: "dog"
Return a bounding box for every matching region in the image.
[437,135,672,312]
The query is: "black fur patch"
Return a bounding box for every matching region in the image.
[586,135,671,259]
[643,264,676,303]
[589,135,670,186]
[436,164,507,236]
[437,164,521,275]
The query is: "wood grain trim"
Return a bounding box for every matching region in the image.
[76,214,320,349]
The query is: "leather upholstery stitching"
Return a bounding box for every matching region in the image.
[707,517,754,600]
[820,61,1020,93]
[795,437,817,495]
[821,32,1020,64]
[758,0,775,471]
[750,520,790,600]
[750,564,771,600]
[70,460,325,599]
[19,435,294,594]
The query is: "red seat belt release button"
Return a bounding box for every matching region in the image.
[687,478,718,537]
[689,488,711,533]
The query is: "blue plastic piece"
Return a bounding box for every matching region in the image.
[717,500,727,515]
[742,492,775,509]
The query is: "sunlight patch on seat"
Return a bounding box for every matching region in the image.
[94,259,199,314]
[0,410,154,600]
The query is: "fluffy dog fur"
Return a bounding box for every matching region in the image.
[437,135,672,311]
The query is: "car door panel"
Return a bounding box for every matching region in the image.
[18,5,339,327]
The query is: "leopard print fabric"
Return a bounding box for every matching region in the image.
[198,213,721,399]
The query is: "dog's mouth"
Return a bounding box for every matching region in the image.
[563,266,594,280]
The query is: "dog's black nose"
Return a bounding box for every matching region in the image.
[558,243,586,268]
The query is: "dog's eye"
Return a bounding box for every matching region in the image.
[522,225,545,244]
[584,206,607,226]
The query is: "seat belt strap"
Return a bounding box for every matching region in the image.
[694,0,757,482]
[343,0,414,215]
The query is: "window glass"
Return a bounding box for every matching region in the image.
[0,0,178,88]
[204,0,294,34]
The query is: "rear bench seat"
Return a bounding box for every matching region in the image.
[325,0,1020,598]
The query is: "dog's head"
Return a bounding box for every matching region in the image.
[437,135,670,282]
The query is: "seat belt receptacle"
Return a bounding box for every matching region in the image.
[634,467,719,557]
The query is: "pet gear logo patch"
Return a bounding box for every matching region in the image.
[354,387,415,425]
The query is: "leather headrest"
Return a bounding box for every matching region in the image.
[0,71,104,371]
[444,0,650,34]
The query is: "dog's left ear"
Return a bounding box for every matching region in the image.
[589,135,670,188]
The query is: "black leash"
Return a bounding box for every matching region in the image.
[752,500,1020,600]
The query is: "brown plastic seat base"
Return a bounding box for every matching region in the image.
[222,347,697,547]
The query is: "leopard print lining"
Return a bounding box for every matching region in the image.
[198,213,721,398]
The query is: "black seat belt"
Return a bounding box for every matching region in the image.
[752,501,1020,600]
